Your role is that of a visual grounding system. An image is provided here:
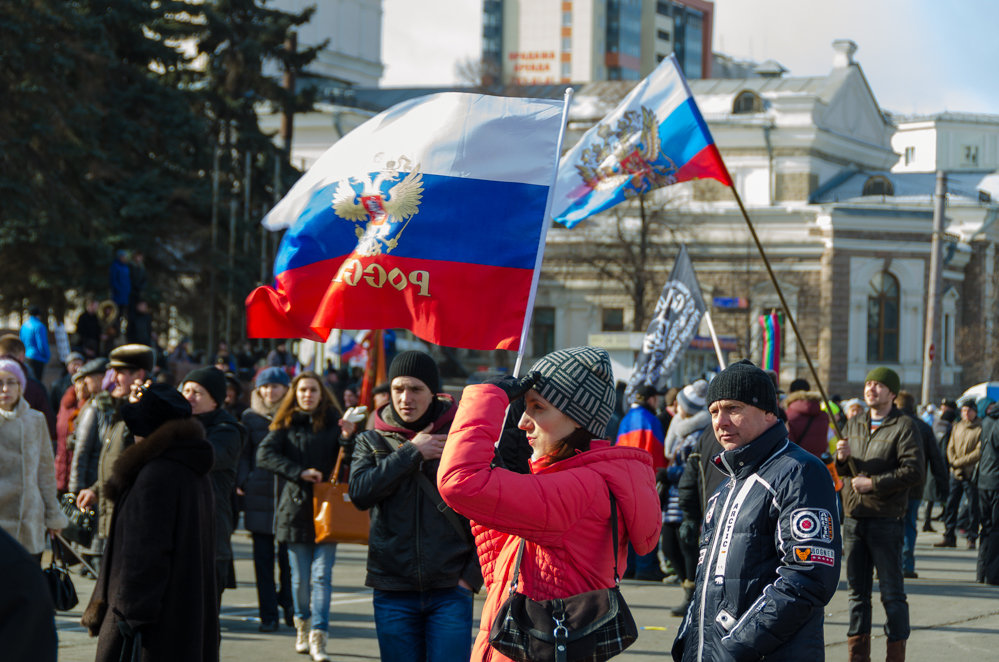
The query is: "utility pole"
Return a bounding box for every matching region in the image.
[208,128,222,358]
[921,171,946,406]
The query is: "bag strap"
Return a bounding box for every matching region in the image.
[331,446,347,486]
[508,491,620,595]
[378,431,473,545]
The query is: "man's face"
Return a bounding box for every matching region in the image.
[709,399,776,451]
[182,381,217,415]
[113,368,143,399]
[67,359,83,375]
[391,377,433,423]
[864,381,895,410]
[962,405,978,422]
[343,388,359,408]
[83,373,103,395]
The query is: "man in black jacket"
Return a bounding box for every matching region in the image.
[349,352,482,662]
[836,367,922,662]
[978,402,999,584]
[672,360,840,662]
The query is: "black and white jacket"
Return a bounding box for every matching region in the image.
[673,421,841,662]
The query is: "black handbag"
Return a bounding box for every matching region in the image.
[43,536,79,611]
[488,493,637,662]
[60,492,96,548]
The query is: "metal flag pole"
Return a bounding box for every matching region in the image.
[726,184,856,474]
[703,310,726,369]
[513,87,574,378]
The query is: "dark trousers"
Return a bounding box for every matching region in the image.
[251,532,292,624]
[25,358,45,381]
[944,476,980,540]
[660,522,696,583]
[978,488,999,584]
[844,517,909,641]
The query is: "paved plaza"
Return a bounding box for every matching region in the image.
[54,525,999,661]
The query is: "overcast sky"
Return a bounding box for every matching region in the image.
[380,0,999,116]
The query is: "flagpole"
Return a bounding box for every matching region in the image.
[704,310,726,369]
[727,184,856,472]
[513,87,575,378]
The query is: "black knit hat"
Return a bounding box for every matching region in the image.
[388,351,440,394]
[706,359,778,415]
[182,367,227,407]
[120,383,192,437]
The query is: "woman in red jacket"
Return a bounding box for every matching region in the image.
[439,346,662,662]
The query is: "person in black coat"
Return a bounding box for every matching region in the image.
[237,367,293,631]
[0,525,56,662]
[181,367,244,602]
[81,383,218,662]
[978,402,999,584]
[256,371,343,661]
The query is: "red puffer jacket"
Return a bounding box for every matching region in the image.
[439,384,662,662]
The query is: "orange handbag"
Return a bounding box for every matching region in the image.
[313,447,369,545]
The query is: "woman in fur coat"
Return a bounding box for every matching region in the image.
[81,383,218,662]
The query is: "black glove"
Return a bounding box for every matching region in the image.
[678,519,700,549]
[484,372,540,403]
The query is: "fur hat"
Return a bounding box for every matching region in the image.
[182,367,227,407]
[120,383,192,437]
[865,367,900,396]
[676,379,708,414]
[388,351,440,394]
[528,346,616,438]
[706,359,778,415]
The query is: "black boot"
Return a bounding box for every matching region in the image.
[670,580,695,617]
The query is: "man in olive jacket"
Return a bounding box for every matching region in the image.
[936,399,982,549]
[835,367,923,662]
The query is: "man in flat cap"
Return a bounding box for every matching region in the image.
[76,344,153,568]
[836,367,922,662]
[673,360,840,662]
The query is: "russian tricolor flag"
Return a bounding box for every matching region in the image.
[246,93,564,351]
[551,54,731,228]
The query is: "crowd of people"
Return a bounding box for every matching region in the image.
[3,301,999,662]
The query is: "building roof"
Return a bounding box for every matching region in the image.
[811,171,999,204]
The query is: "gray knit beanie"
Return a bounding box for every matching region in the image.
[705,359,778,415]
[528,346,616,438]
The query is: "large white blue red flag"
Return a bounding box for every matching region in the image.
[246,93,564,351]
[551,54,731,228]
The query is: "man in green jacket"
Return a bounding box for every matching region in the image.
[835,367,923,662]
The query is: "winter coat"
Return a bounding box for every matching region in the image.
[672,421,841,662]
[616,403,667,470]
[54,386,81,491]
[978,407,999,491]
[81,418,218,662]
[1,353,58,445]
[19,315,50,364]
[0,526,56,662]
[350,396,483,593]
[784,391,830,458]
[677,425,725,526]
[257,413,340,544]
[906,412,948,501]
[947,417,982,481]
[663,409,711,524]
[109,260,131,307]
[90,414,134,540]
[197,408,244,562]
[438,385,661,662]
[836,407,923,519]
[0,398,67,554]
[69,390,116,494]
[238,391,282,535]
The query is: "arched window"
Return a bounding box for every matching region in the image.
[867,271,899,363]
[861,175,894,197]
[732,90,763,114]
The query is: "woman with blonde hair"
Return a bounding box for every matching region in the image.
[256,371,344,662]
[0,358,66,561]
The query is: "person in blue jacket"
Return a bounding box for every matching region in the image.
[19,306,50,380]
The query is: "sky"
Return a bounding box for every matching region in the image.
[380,0,999,116]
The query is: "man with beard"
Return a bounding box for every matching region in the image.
[836,367,923,662]
[76,344,153,568]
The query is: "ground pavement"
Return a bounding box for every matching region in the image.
[55,526,999,661]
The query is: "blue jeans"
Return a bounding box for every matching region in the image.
[901,497,921,574]
[844,517,909,641]
[287,542,337,631]
[372,586,473,662]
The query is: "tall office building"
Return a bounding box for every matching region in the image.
[481,0,713,86]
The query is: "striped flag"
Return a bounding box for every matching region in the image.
[759,311,783,374]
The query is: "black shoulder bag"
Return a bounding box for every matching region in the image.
[44,534,78,611]
[488,493,638,662]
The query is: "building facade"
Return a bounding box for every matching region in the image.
[891,112,999,174]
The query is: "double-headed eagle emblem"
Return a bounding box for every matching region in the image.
[332,156,424,256]
[576,106,678,197]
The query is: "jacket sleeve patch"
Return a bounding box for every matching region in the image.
[790,508,834,542]
[792,545,836,566]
